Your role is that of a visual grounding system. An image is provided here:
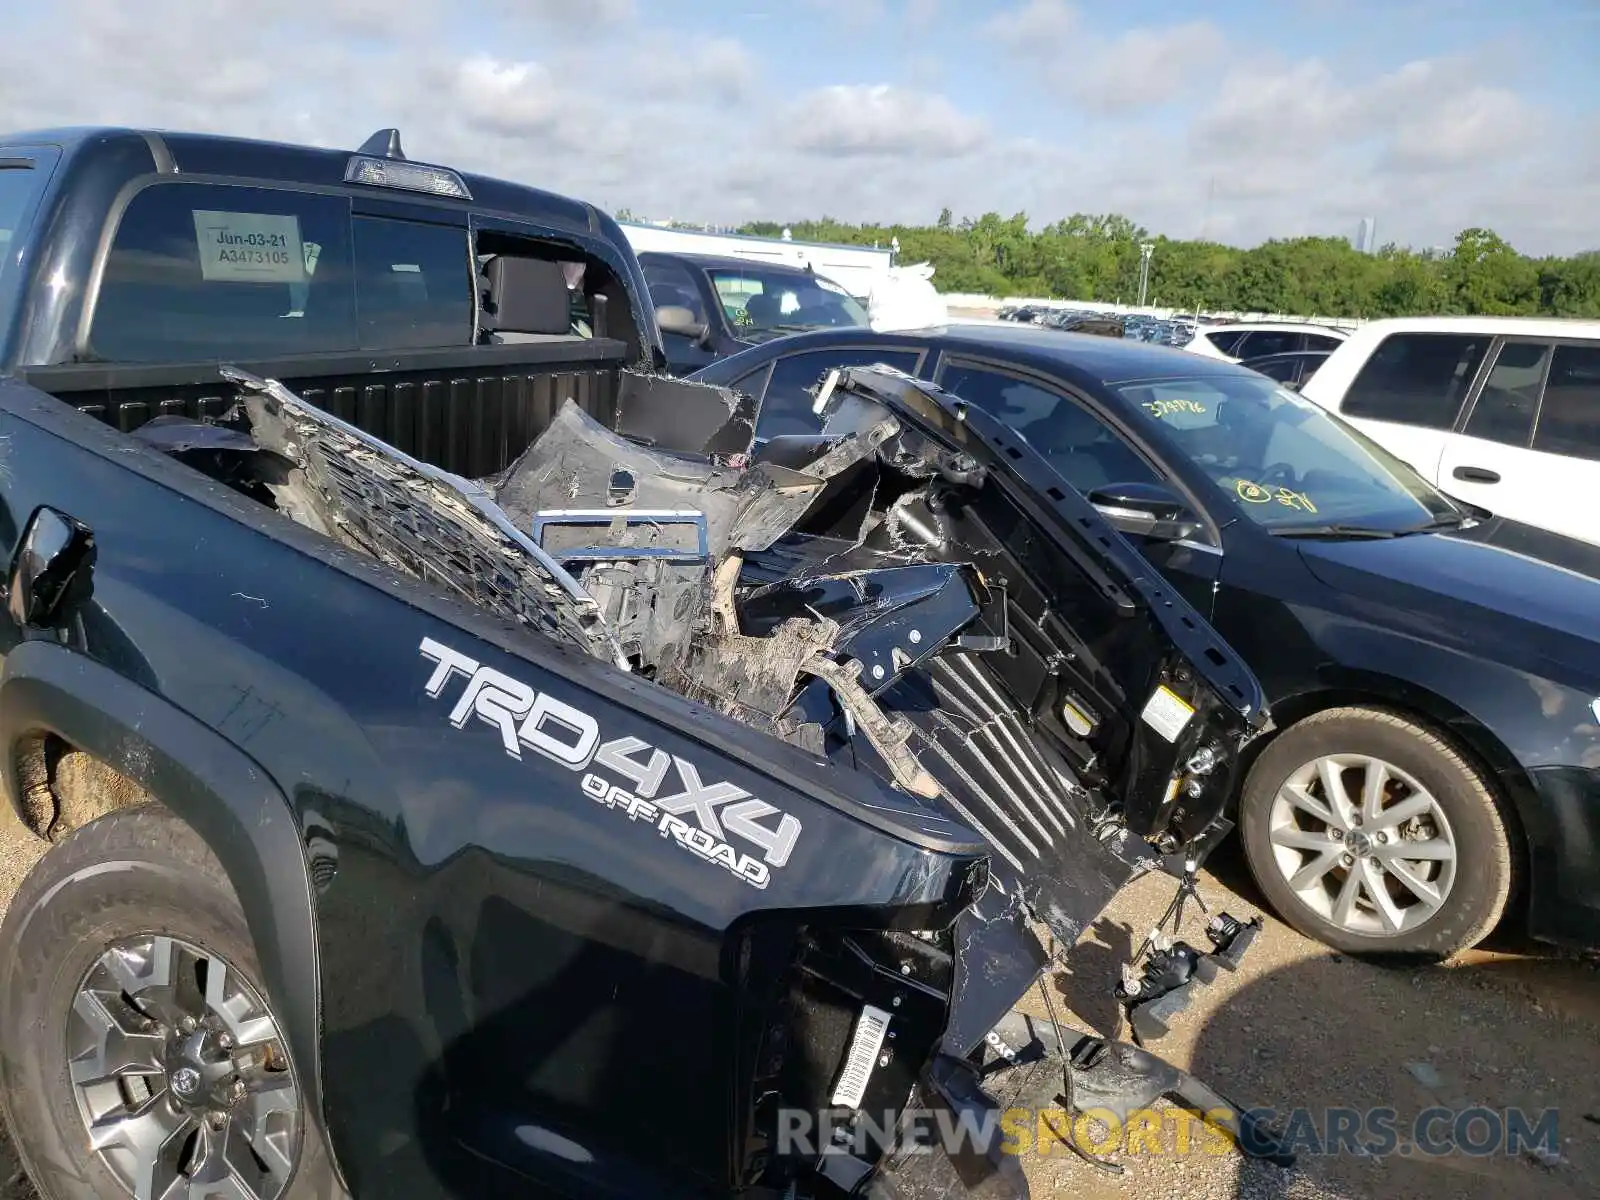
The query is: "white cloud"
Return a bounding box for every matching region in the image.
[627,37,757,105]
[986,3,1223,113]
[0,0,1590,256]
[784,84,987,159]
[449,57,569,140]
[1067,22,1227,112]
[488,0,636,25]
[985,0,1079,47]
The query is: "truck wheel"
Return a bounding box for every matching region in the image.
[1238,707,1514,960]
[0,807,335,1200]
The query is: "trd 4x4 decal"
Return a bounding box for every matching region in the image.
[419,638,802,888]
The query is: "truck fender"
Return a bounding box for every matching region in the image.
[0,639,328,1132]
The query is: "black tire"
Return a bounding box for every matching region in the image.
[0,806,339,1200]
[1239,707,1515,960]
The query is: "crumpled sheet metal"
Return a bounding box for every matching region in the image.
[612,367,758,457]
[492,399,836,559]
[226,369,628,668]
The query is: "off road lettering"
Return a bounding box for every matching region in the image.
[420,637,800,888]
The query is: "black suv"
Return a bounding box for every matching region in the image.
[638,251,869,374]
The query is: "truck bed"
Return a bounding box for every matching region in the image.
[22,337,629,478]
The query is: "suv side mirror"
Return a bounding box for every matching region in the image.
[657,305,710,344]
[1086,481,1204,543]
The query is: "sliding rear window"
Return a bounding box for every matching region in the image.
[0,160,50,286]
[88,182,474,362]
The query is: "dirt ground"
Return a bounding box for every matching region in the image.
[0,816,1593,1200]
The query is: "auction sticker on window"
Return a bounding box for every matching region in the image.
[192,210,307,283]
[1140,684,1195,743]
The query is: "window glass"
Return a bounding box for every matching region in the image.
[640,257,708,325]
[1534,343,1600,462]
[729,364,770,400]
[758,348,920,439]
[1463,340,1548,447]
[708,267,868,334]
[939,364,1159,494]
[1340,332,1490,429]
[1303,333,1344,353]
[1119,374,1459,531]
[91,183,356,362]
[1248,356,1300,383]
[1235,329,1298,359]
[1204,330,1249,356]
[352,216,471,350]
[0,163,47,287]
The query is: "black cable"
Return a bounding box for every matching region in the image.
[1036,970,1123,1176]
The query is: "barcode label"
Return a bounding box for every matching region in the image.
[830,1004,892,1109]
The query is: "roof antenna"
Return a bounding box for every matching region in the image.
[356,129,406,160]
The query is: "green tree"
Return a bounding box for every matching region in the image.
[718,213,1596,318]
[1446,228,1540,314]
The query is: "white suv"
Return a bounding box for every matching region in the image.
[1298,316,1600,547]
[1186,322,1350,362]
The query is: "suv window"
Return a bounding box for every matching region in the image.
[1235,329,1299,359]
[1534,343,1600,462]
[1204,330,1249,356]
[1303,333,1344,353]
[352,216,471,351]
[757,347,922,439]
[939,363,1159,495]
[91,183,358,362]
[1341,332,1491,429]
[1463,340,1548,447]
[640,257,708,325]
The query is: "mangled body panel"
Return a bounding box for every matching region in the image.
[146,363,1282,1197]
[206,363,1266,953]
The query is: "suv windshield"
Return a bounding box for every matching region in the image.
[708,267,868,334]
[1118,373,1462,532]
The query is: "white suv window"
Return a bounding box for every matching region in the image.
[1341,332,1492,429]
[1463,341,1549,447]
[1534,343,1600,462]
[1204,330,1249,356]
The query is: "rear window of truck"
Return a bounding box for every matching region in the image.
[0,160,49,284]
[88,182,473,362]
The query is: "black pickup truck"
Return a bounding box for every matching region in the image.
[0,127,1283,1200]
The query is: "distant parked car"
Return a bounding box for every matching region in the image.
[1299,316,1600,548]
[1187,322,1350,362]
[691,323,1600,959]
[1240,350,1332,391]
[637,251,868,374]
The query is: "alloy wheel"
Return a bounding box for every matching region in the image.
[1266,753,1458,936]
[66,934,300,1200]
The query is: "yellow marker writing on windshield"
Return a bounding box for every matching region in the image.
[1274,487,1317,513]
[1236,480,1271,504]
[1143,399,1207,419]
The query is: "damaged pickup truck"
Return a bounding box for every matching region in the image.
[0,126,1284,1200]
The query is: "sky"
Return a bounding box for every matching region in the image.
[2,0,1597,255]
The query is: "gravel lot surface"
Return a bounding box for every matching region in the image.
[0,812,1592,1200]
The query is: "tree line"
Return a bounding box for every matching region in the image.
[730,211,1600,319]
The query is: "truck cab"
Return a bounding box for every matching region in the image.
[0,127,663,479]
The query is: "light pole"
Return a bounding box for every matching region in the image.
[1137,242,1154,308]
